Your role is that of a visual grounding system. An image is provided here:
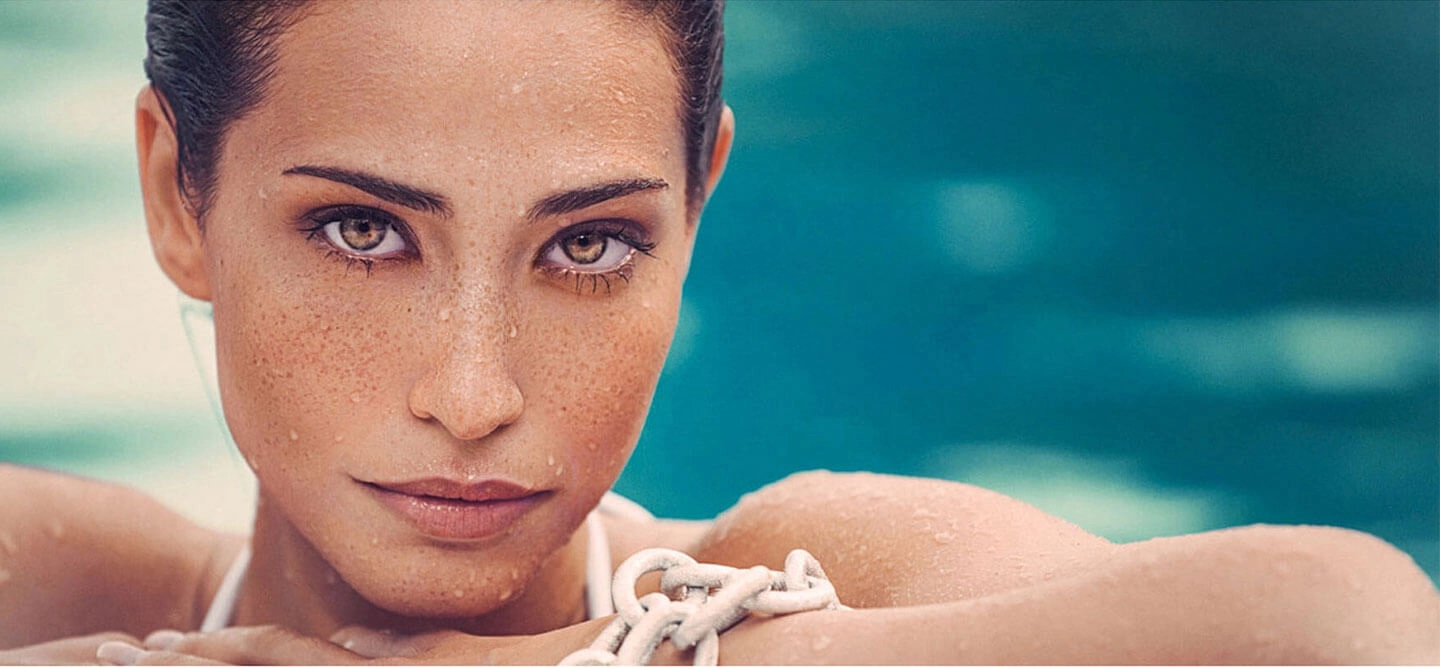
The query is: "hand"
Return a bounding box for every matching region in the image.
[0,632,143,665]
[93,617,617,666]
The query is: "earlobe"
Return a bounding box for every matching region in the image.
[702,105,735,200]
[136,86,212,301]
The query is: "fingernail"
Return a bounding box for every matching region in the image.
[144,629,185,650]
[96,641,146,666]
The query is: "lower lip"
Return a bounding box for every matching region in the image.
[368,485,544,541]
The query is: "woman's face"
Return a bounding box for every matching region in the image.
[190,1,697,615]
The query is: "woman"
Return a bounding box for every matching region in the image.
[1,0,1436,663]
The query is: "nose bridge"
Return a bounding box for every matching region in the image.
[410,277,524,441]
[444,277,506,342]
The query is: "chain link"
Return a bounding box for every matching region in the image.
[558,548,844,666]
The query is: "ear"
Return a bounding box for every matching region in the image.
[702,104,735,201]
[136,86,212,301]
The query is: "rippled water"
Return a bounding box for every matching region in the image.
[0,1,1435,581]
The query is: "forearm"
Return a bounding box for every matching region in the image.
[659,527,1440,665]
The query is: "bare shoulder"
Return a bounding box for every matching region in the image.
[0,464,235,648]
[688,470,1116,607]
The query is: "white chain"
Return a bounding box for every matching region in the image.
[558,548,845,666]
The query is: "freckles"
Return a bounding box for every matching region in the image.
[553,308,670,419]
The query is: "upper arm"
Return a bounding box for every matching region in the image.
[0,464,224,648]
[691,470,1115,608]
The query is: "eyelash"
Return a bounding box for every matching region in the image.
[537,220,658,295]
[298,205,414,276]
[297,206,657,292]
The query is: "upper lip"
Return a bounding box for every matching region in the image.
[366,477,539,502]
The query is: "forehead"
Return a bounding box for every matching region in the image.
[228,0,683,200]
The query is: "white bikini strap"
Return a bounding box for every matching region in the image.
[199,543,251,632]
[584,511,614,620]
[585,492,654,619]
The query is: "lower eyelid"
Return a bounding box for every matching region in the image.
[541,261,637,295]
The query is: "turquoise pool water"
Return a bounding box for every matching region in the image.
[1,1,1436,581]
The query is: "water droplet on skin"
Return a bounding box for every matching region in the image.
[288,429,299,441]
[0,531,16,555]
[350,393,363,404]
[811,635,832,651]
[510,568,520,580]
[547,454,555,466]
[934,532,955,545]
[555,464,564,476]
[438,308,451,322]
[334,434,344,443]
[499,587,513,602]
[509,324,517,338]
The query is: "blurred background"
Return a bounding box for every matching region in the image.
[1,1,1435,582]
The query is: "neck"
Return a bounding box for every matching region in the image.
[232,494,590,638]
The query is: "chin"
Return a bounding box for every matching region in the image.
[346,555,534,619]
[338,524,565,617]
[374,586,522,620]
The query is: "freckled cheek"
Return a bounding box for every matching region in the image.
[214,260,416,476]
[523,301,676,479]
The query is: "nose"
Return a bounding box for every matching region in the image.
[407,307,524,442]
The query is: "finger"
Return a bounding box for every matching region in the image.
[133,650,230,666]
[97,641,146,666]
[99,642,227,666]
[328,627,416,659]
[144,630,185,650]
[165,626,360,665]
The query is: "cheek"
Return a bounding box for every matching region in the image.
[211,246,414,476]
[520,292,679,476]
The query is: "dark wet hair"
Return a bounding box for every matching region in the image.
[143,0,724,220]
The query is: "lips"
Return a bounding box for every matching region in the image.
[364,477,546,541]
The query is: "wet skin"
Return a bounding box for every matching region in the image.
[159,0,700,636]
[0,0,1437,663]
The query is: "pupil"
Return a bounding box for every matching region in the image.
[340,218,384,251]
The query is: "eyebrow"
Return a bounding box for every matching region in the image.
[525,178,669,223]
[282,165,453,217]
[282,164,667,222]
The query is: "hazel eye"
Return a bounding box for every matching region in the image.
[307,207,410,257]
[335,216,386,251]
[541,229,638,273]
[562,233,607,264]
